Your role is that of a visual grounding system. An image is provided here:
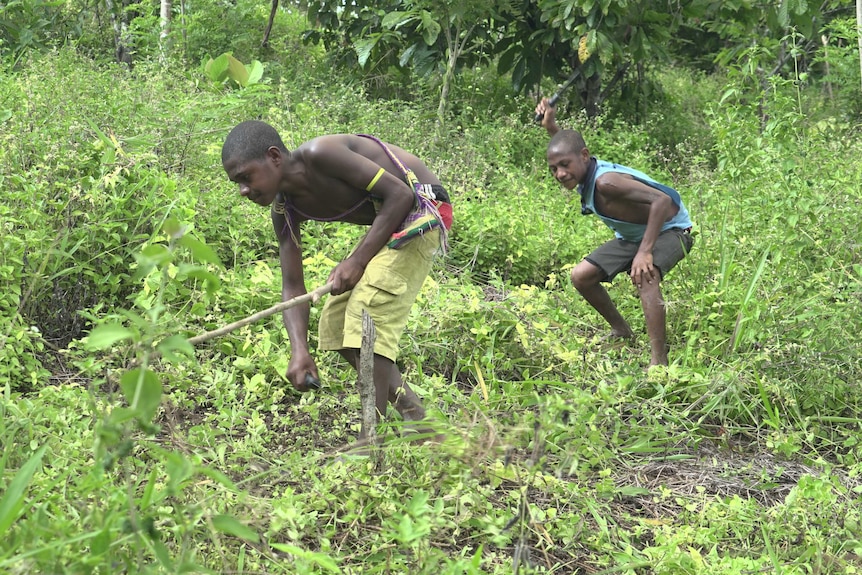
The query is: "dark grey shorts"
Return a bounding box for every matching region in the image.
[585,228,694,282]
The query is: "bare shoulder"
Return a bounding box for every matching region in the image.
[595,171,633,189]
[596,171,669,208]
[300,135,358,168]
[300,134,351,156]
[594,173,628,201]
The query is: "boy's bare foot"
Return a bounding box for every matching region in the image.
[397,420,447,445]
[598,331,635,346]
[649,344,670,367]
[334,436,374,455]
[646,364,669,379]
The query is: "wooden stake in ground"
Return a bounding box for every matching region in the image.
[359,310,379,453]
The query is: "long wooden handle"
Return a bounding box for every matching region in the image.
[187,282,333,346]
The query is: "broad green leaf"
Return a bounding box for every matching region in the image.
[270,544,341,573]
[471,544,483,567]
[412,44,437,77]
[406,490,429,515]
[140,244,172,267]
[165,451,194,494]
[354,37,377,68]
[247,60,264,85]
[196,466,239,492]
[157,335,195,362]
[419,11,440,45]
[225,54,249,87]
[180,265,221,294]
[178,235,222,266]
[120,368,162,423]
[381,10,410,29]
[163,217,185,239]
[777,0,788,26]
[85,118,113,148]
[100,146,116,166]
[204,54,229,82]
[497,45,516,74]
[90,527,111,556]
[140,468,160,509]
[511,57,526,93]
[0,445,46,536]
[0,110,11,123]
[152,539,175,570]
[107,406,138,426]
[86,323,135,350]
[399,44,417,68]
[211,514,259,542]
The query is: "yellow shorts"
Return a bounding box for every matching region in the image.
[318,230,440,362]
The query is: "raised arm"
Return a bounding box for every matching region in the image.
[535,97,561,137]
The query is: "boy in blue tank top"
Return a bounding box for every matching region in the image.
[535,99,694,367]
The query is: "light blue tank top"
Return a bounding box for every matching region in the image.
[578,158,692,242]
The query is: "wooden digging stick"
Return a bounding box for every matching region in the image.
[187,282,333,346]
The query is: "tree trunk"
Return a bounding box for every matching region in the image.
[262,0,279,47]
[159,0,172,58]
[857,0,862,94]
[105,0,133,69]
[436,22,478,126]
[821,34,833,100]
[179,0,188,62]
[581,72,602,118]
[437,47,458,125]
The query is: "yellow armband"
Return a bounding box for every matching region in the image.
[365,167,385,192]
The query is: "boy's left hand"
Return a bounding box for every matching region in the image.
[630,252,656,289]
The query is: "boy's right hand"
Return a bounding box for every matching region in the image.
[327,257,365,296]
[287,352,320,392]
[535,98,559,134]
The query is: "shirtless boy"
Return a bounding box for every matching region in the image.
[221,121,452,437]
[535,99,693,366]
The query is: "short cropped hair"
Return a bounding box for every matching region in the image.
[548,129,587,154]
[222,120,288,164]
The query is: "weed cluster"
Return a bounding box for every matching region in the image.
[2,13,862,574]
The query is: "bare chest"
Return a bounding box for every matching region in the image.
[284,174,377,224]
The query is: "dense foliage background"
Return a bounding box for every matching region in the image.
[2,1,862,573]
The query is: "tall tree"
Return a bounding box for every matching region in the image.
[262,0,279,47]
[302,0,854,120]
[857,0,862,93]
[0,0,64,65]
[160,0,172,58]
[380,0,516,123]
[497,0,705,116]
[304,0,514,124]
[105,0,133,68]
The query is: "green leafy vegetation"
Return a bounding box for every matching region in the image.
[2,2,862,574]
